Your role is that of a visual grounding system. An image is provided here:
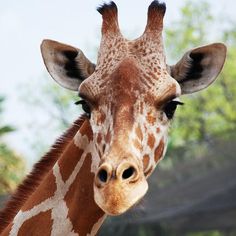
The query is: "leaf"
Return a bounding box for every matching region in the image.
[0,126,16,136]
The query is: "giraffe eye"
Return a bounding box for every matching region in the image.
[75,99,91,117]
[163,100,184,119]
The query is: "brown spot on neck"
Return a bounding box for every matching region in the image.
[147,133,155,149]
[64,153,104,235]
[59,145,85,183]
[21,172,56,211]
[79,119,93,141]
[18,210,53,236]
[154,138,164,163]
[0,116,87,233]
[142,154,150,171]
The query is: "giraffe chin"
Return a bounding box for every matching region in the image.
[93,179,148,216]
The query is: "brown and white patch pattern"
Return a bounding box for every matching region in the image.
[8,128,106,236]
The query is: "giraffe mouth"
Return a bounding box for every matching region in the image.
[93,177,148,216]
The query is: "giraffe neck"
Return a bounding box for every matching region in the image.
[1,118,106,236]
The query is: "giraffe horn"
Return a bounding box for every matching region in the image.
[97,1,121,36]
[144,0,166,34]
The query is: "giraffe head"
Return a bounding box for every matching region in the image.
[40,1,226,215]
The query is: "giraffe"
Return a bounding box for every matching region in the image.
[0,1,226,235]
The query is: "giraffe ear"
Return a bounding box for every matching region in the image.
[170,43,227,94]
[40,39,96,91]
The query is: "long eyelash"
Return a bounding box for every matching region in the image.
[74,99,91,118]
[75,100,85,105]
[163,100,184,120]
[173,101,184,106]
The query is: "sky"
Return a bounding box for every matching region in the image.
[0,0,235,167]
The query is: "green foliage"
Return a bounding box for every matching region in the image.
[0,144,25,194]
[20,75,79,129]
[0,125,15,136]
[40,80,79,128]
[165,0,236,154]
[186,231,223,236]
[165,0,213,62]
[19,75,80,157]
[0,96,25,194]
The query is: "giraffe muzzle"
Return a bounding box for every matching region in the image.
[94,161,148,215]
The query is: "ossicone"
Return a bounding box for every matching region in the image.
[97,1,120,35]
[145,0,166,33]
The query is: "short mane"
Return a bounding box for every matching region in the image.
[0,115,87,233]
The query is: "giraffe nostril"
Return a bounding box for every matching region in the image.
[98,169,108,183]
[95,163,113,187]
[122,167,135,180]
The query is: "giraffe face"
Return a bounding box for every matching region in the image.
[41,1,226,216]
[76,2,182,215]
[80,58,181,177]
[79,55,181,214]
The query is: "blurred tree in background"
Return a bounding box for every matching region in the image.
[0,96,25,194]
[19,76,80,158]
[163,0,236,168]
